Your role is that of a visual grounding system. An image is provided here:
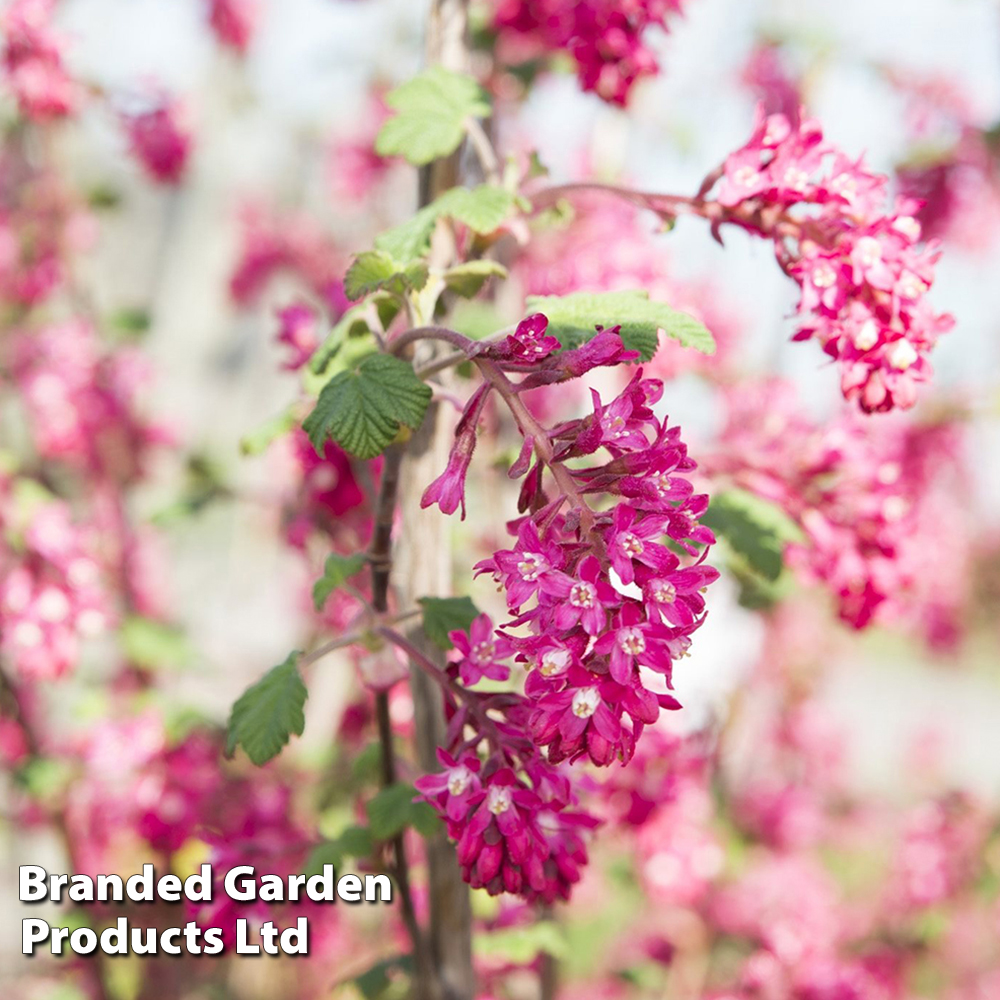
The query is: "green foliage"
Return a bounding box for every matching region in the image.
[225,652,307,766]
[120,616,190,671]
[375,66,491,166]
[351,955,414,1000]
[344,251,429,301]
[312,552,367,611]
[307,303,381,378]
[442,259,508,297]
[304,824,374,876]
[702,487,803,583]
[240,405,297,456]
[366,782,440,840]
[418,595,480,649]
[374,185,518,265]
[303,353,432,460]
[526,289,717,360]
[473,921,569,963]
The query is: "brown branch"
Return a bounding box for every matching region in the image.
[363,447,436,998]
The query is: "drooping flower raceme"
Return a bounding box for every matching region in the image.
[702,108,954,412]
[415,313,719,899]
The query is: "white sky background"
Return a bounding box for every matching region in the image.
[34,0,1000,791]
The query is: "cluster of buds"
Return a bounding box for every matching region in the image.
[704,108,954,412]
[492,0,685,105]
[416,313,719,898]
[417,746,598,902]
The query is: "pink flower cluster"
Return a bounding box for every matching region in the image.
[229,205,349,315]
[889,68,1000,250]
[122,98,192,185]
[1,0,79,121]
[62,713,311,944]
[0,161,96,309]
[417,748,598,901]
[417,314,719,898]
[492,0,685,105]
[206,0,257,54]
[710,379,970,633]
[0,496,109,680]
[708,108,954,412]
[6,320,167,483]
[475,373,718,767]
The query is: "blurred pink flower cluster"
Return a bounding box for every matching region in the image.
[709,379,971,634]
[492,0,686,105]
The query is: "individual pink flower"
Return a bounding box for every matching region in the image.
[449,614,515,686]
[414,749,483,826]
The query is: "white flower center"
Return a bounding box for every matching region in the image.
[571,687,601,719]
[620,533,644,557]
[487,785,512,815]
[651,473,672,496]
[652,581,676,604]
[733,165,761,188]
[539,648,570,677]
[898,272,927,299]
[784,166,809,189]
[447,766,473,797]
[471,640,495,664]
[618,627,646,656]
[855,236,882,267]
[606,414,628,438]
[893,216,921,241]
[853,319,879,351]
[517,552,547,581]
[569,582,596,608]
[811,263,836,288]
[887,339,918,371]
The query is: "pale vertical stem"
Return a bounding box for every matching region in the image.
[391,3,477,999]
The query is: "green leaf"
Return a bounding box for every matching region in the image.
[374,206,440,265]
[120,616,190,671]
[225,651,307,766]
[375,67,491,166]
[308,304,377,376]
[374,186,517,265]
[240,405,297,456]
[313,552,367,611]
[303,353,432,460]
[526,289,716,360]
[418,595,480,649]
[352,955,414,1000]
[435,185,517,234]
[474,921,569,964]
[304,824,374,876]
[345,251,429,301]
[702,488,804,583]
[442,259,508,298]
[366,783,440,840]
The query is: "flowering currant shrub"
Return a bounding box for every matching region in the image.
[2,2,999,1000]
